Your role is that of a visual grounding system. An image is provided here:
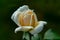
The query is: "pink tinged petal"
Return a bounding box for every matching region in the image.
[23,14,31,26]
[29,21,47,35]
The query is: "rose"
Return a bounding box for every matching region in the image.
[11,5,47,34]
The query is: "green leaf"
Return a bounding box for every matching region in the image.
[44,29,60,39]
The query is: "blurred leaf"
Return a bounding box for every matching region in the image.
[44,29,60,39]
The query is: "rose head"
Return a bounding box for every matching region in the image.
[11,5,47,34]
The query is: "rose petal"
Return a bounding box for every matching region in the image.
[11,5,29,26]
[29,21,47,35]
[21,26,33,32]
[15,26,33,33]
[15,27,22,33]
[23,14,31,26]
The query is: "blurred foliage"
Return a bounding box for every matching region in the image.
[0,0,60,40]
[44,29,60,39]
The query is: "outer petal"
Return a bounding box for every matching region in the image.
[11,5,29,26]
[15,27,22,33]
[15,26,33,33]
[21,26,33,32]
[29,21,47,35]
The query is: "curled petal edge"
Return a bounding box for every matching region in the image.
[15,26,33,33]
[29,21,47,35]
[11,5,29,26]
[15,27,22,33]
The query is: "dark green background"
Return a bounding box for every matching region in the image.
[0,0,60,40]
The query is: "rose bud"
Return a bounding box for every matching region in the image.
[11,5,47,34]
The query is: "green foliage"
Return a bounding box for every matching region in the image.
[44,29,60,39]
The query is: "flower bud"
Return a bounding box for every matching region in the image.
[11,5,47,34]
[18,10,38,27]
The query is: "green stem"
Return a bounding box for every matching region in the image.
[23,32,30,40]
[23,32,40,40]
